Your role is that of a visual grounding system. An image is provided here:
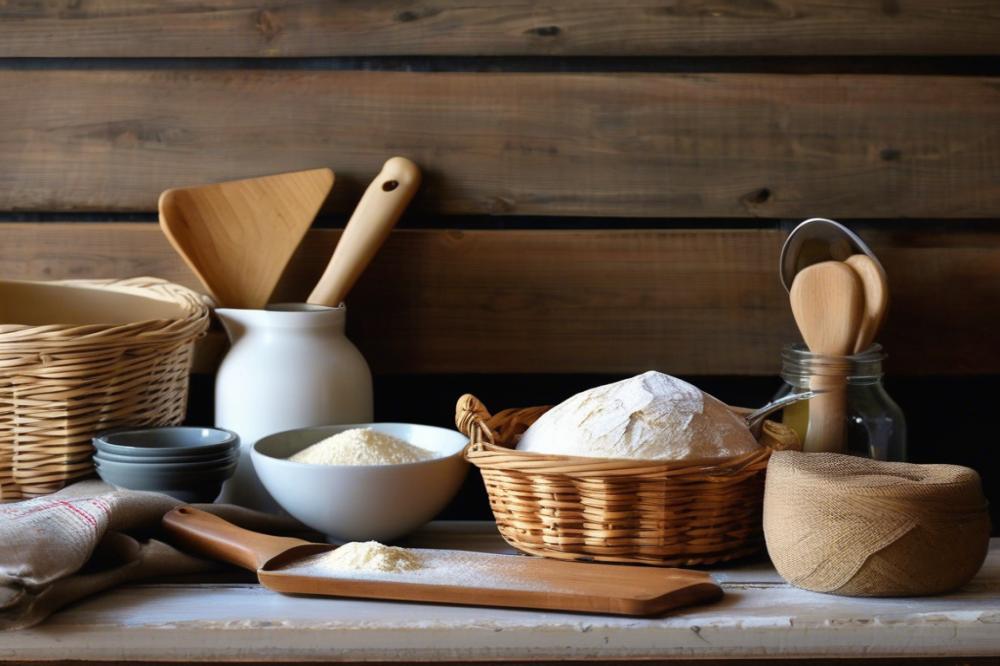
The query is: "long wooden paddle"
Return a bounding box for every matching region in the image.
[163,507,722,617]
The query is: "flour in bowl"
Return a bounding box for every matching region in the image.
[289,428,434,466]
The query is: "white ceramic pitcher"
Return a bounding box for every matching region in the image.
[215,303,372,511]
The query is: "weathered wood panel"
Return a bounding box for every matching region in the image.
[3,70,1000,218]
[1,1,999,57]
[3,529,998,662]
[1,223,997,375]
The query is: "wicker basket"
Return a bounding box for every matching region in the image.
[456,393,800,566]
[0,278,210,501]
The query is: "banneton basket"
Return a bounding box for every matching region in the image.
[456,393,800,566]
[0,278,210,501]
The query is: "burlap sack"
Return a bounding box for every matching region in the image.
[0,480,305,630]
[763,451,990,597]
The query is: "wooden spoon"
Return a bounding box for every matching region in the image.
[845,254,889,354]
[789,261,864,453]
[159,168,334,309]
[307,157,421,307]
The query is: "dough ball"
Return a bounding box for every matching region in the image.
[516,371,759,461]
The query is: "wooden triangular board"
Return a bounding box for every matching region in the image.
[159,168,334,309]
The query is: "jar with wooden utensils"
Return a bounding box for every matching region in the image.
[779,218,894,456]
[215,303,373,512]
[772,344,906,461]
[206,157,422,512]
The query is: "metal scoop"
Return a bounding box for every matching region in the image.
[744,391,820,438]
[779,218,883,292]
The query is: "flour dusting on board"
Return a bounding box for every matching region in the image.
[277,549,553,592]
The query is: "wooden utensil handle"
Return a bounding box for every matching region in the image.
[162,506,313,571]
[805,374,848,453]
[307,157,421,307]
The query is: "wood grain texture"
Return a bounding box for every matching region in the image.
[845,254,890,354]
[2,69,1000,218]
[1,1,999,56]
[789,261,865,453]
[159,167,333,308]
[162,508,720,617]
[307,157,421,307]
[2,531,998,662]
[1,223,997,376]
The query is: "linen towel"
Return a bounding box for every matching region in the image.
[0,480,302,630]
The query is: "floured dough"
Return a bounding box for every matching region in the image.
[516,371,759,461]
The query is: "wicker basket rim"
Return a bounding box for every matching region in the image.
[464,438,772,473]
[0,278,209,343]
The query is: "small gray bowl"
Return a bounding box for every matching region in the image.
[94,427,238,458]
[94,458,236,480]
[93,454,237,471]
[95,458,236,503]
[92,448,238,465]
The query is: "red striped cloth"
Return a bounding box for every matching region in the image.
[0,481,302,630]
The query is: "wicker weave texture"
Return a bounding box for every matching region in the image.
[0,278,210,501]
[457,393,800,566]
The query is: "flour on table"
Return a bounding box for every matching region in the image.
[289,428,434,466]
[516,370,759,461]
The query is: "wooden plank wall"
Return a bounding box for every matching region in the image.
[2,1,998,56]
[1,1,998,380]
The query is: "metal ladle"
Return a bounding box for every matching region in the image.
[779,218,883,292]
[744,390,821,439]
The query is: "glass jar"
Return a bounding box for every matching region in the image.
[773,343,906,461]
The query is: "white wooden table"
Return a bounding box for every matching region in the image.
[4,524,999,664]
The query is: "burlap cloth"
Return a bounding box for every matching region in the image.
[763,451,991,597]
[0,480,305,630]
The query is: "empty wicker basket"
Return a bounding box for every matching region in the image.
[456,393,800,566]
[0,278,210,501]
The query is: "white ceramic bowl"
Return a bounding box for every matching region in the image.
[251,423,469,543]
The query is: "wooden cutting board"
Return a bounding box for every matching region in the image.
[163,507,722,616]
[158,168,333,309]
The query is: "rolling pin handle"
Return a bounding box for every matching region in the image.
[162,506,312,571]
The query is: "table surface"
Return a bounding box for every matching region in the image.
[4,523,999,663]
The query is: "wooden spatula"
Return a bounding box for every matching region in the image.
[789,261,864,453]
[162,507,722,617]
[845,254,889,354]
[307,157,420,307]
[159,168,334,309]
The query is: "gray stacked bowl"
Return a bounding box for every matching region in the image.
[93,427,239,502]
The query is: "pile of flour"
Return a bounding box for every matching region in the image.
[289,428,434,466]
[516,370,759,461]
[310,541,422,573]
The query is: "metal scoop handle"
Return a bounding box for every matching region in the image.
[744,391,821,439]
